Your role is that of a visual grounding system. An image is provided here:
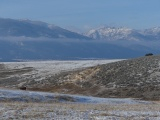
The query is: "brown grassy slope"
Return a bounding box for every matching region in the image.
[0,66,34,87]
[38,55,160,100]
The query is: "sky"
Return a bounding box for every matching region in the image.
[0,0,160,32]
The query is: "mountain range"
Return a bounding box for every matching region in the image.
[85,26,160,41]
[1,18,160,41]
[0,18,160,61]
[0,18,90,39]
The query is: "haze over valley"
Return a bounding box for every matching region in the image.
[0,18,160,61]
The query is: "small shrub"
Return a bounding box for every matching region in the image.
[145,53,153,56]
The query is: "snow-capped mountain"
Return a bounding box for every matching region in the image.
[85,27,160,41]
[85,27,135,40]
[0,18,90,39]
[144,27,160,35]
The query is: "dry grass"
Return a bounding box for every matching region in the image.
[1,58,160,100]
[1,102,160,120]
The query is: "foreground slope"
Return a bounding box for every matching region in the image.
[44,55,160,100]
[1,101,160,119]
[0,56,160,100]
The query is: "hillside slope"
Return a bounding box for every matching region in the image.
[43,55,160,100]
[0,56,160,100]
[0,60,120,89]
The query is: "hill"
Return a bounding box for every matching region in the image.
[0,56,160,100]
[47,55,160,100]
[46,55,160,100]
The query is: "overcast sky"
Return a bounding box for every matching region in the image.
[0,0,160,32]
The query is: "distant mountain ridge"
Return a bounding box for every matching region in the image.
[1,18,160,41]
[0,18,160,61]
[85,26,160,41]
[0,18,90,39]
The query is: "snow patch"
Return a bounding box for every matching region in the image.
[0,89,152,104]
[1,60,122,82]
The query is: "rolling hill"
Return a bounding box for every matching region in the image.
[0,56,160,100]
[46,55,160,100]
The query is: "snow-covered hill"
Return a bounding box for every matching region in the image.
[0,89,151,104]
[85,26,160,41]
[0,59,122,89]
